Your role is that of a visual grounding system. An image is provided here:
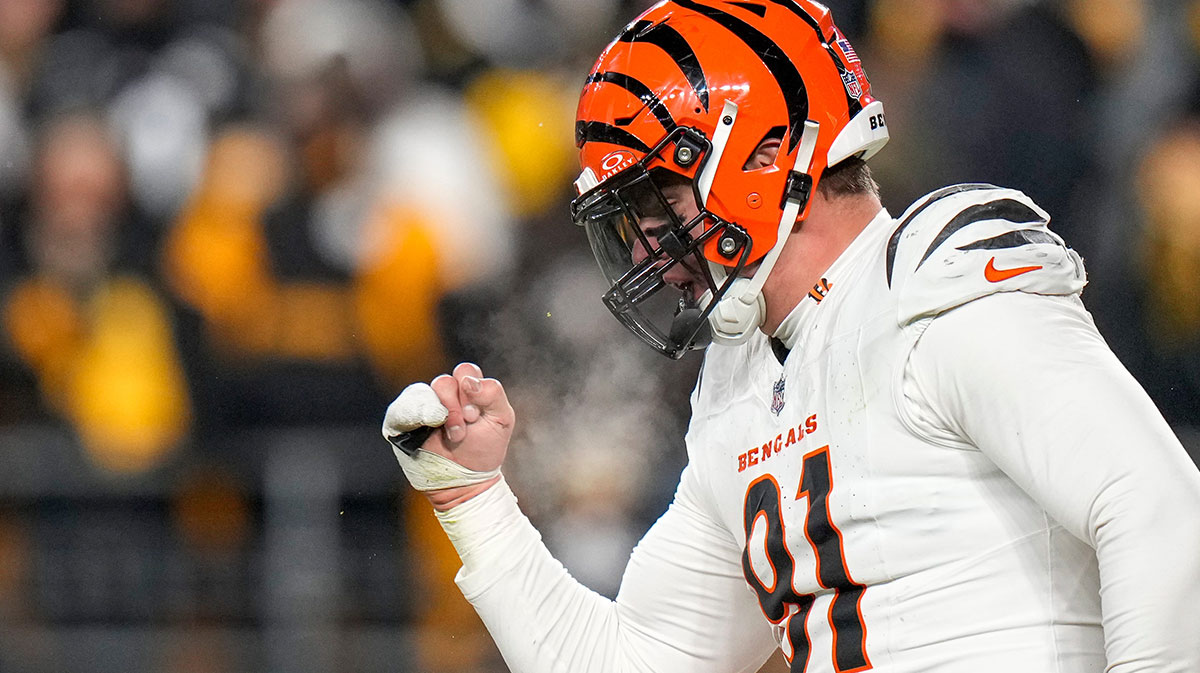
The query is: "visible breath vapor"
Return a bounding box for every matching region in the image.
[457,252,700,590]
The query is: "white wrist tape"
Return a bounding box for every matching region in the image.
[383,382,501,492]
[392,446,502,492]
[432,475,523,566]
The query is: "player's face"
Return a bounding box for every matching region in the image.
[573,162,734,358]
[628,177,706,300]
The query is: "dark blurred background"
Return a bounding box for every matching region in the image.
[0,0,1196,672]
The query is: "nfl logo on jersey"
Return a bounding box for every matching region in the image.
[771,377,786,416]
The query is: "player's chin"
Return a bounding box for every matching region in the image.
[665,278,705,303]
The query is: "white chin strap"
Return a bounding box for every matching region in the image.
[701,112,822,346]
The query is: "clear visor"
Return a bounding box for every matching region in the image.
[572,165,750,358]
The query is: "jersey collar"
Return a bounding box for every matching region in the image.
[773,207,892,350]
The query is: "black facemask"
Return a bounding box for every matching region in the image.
[571,129,752,359]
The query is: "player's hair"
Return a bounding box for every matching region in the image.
[818,157,879,199]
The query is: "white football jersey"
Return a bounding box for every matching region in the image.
[430,185,1200,673]
[684,184,1097,671]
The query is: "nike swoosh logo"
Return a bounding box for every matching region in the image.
[985,257,1042,283]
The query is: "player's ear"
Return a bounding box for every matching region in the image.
[743,135,781,170]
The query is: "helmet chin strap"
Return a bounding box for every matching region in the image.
[702,118,821,345]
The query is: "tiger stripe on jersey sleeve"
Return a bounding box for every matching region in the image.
[888,184,1087,326]
[913,198,1046,270]
[885,183,997,288]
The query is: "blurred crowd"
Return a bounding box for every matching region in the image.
[0,0,1197,672]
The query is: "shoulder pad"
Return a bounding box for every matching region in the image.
[886,184,1087,325]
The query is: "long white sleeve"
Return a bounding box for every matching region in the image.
[434,465,779,673]
[907,291,1200,672]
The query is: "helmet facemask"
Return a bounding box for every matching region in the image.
[572,126,753,359]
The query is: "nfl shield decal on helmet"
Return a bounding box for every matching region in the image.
[841,70,862,99]
[771,376,786,416]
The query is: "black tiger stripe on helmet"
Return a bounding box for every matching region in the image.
[573,121,651,152]
[762,0,865,118]
[584,71,679,136]
[673,0,811,153]
[617,19,710,113]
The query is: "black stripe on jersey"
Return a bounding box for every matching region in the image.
[727,1,767,17]
[618,20,710,113]
[956,228,1057,251]
[742,477,815,668]
[673,0,810,153]
[586,71,678,135]
[916,198,1047,270]
[800,449,870,672]
[763,0,864,117]
[885,183,997,287]
[574,120,651,152]
[742,479,799,623]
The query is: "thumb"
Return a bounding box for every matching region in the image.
[383,382,448,436]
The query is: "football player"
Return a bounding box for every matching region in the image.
[383,1,1200,671]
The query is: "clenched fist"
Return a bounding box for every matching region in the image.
[383,363,515,510]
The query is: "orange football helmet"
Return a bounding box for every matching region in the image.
[571,0,887,358]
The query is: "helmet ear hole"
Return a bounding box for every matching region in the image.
[743,126,786,170]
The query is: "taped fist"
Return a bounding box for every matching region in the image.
[383,363,515,510]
